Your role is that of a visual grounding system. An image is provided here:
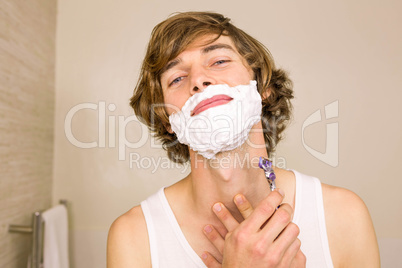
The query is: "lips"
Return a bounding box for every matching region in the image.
[191,94,233,116]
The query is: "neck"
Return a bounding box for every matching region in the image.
[186,122,271,224]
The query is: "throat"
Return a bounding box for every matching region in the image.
[189,151,271,219]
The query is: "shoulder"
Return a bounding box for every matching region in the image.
[107,205,151,268]
[321,184,380,268]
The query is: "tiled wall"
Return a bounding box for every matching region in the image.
[0,0,56,267]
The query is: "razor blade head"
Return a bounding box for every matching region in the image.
[259,157,276,183]
[259,157,272,170]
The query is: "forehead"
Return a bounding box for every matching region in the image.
[161,35,240,73]
[184,34,235,51]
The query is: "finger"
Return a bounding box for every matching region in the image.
[279,238,302,267]
[291,249,306,268]
[212,202,239,232]
[268,221,300,266]
[261,203,295,242]
[240,189,284,233]
[201,251,221,268]
[203,224,225,254]
[234,194,254,219]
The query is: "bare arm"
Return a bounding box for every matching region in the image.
[107,206,151,268]
[323,184,380,268]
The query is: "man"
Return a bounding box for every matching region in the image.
[107,12,380,267]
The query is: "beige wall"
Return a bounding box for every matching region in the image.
[0,0,56,267]
[54,0,402,267]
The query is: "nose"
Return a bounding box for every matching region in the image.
[192,81,211,93]
[190,69,216,95]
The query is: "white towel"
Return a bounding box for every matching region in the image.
[41,204,70,268]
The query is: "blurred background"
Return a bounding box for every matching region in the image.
[1,0,401,267]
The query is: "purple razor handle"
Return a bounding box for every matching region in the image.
[259,157,277,191]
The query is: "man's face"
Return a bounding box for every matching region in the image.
[160,35,254,116]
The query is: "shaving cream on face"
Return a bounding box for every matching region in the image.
[169,80,262,159]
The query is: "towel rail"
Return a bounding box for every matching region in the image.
[8,200,67,268]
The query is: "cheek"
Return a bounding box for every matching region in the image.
[235,65,254,84]
[237,72,254,86]
[245,66,255,80]
[164,94,187,115]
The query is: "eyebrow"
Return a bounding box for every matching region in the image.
[201,43,234,54]
[162,58,181,75]
[161,43,235,75]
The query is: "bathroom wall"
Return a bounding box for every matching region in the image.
[54,0,402,267]
[0,0,57,267]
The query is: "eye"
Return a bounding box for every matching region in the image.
[169,76,184,87]
[213,59,230,66]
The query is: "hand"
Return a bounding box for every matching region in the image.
[201,189,306,268]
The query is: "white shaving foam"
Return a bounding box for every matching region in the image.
[169,80,262,159]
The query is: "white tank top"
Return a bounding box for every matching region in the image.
[141,170,334,268]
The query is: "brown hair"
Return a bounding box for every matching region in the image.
[130,11,293,163]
